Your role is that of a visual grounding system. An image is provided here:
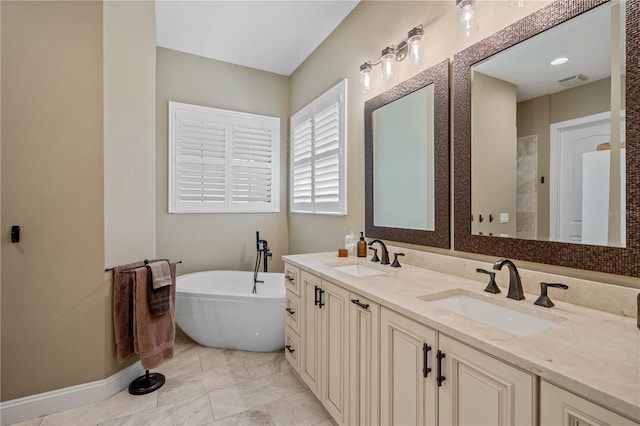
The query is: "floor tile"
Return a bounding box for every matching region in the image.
[39,388,157,426]
[266,390,330,426]
[157,364,250,406]
[207,371,305,419]
[244,352,290,379]
[206,406,275,425]
[8,417,43,426]
[98,394,213,426]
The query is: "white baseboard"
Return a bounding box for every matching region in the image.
[0,362,144,426]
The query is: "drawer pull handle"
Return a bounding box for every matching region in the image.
[318,289,325,308]
[285,307,295,315]
[314,286,320,306]
[285,345,295,354]
[423,343,432,378]
[436,350,446,387]
[285,275,295,282]
[351,299,370,310]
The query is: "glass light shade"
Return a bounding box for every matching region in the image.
[457,0,479,38]
[360,63,373,93]
[381,46,395,80]
[408,35,423,65]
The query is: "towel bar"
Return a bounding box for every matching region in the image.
[105,259,182,273]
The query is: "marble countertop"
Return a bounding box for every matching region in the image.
[283,252,640,423]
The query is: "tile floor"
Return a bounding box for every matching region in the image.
[11,329,335,426]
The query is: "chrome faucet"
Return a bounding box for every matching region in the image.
[368,239,390,265]
[493,258,525,300]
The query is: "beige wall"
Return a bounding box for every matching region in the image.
[155,48,290,275]
[471,72,517,237]
[1,1,106,401]
[288,0,550,254]
[1,0,156,401]
[104,1,156,270]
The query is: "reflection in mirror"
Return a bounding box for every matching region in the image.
[365,59,449,249]
[373,84,434,231]
[470,1,626,247]
[453,0,639,277]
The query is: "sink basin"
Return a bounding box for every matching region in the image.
[331,263,387,277]
[419,290,564,337]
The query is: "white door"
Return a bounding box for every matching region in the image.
[549,111,625,243]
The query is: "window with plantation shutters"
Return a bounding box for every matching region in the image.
[290,79,347,215]
[168,102,280,213]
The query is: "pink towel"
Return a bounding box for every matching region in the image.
[113,261,146,363]
[132,263,176,370]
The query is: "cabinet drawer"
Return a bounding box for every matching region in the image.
[284,263,301,296]
[285,291,301,334]
[284,325,300,373]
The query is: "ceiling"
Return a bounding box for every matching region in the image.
[473,2,623,102]
[155,0,360,76]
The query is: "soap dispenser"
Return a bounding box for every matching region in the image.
[357,232,367,257]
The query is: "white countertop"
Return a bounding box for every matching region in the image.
[283,252,640,422]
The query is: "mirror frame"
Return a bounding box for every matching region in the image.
[453,0,639,277]
[365,59,450,248]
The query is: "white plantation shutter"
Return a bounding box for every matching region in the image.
[169,102,279,213]
[290,80,347,214]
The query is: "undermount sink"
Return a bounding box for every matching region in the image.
[331,263,387,278]
[418,290,564,337]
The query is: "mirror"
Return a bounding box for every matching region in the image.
[470,2,625,247]
[454,0,639,276]
[365,59,450,248]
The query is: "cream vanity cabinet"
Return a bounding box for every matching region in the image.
[540,381,639,426]
[349,293,380,426]
[299,270,349,425]
[380,307,535,425]
[283,264,301,372]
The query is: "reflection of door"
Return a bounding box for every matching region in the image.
[549,111,625,243]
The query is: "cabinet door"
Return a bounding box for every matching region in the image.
[438,334,536,426]
[301,271,321,396]
[380,307,437,426]
[320,280,350,425]
[349,294,380,426]
[540,381,639,426]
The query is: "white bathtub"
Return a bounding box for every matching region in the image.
[175,270,285,352]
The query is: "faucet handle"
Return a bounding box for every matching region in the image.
[391,252,405,268]
[534,282,568,308]
[476,268,501,294]
[369,247,380,263]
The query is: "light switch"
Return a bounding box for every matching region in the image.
[500,213,509,224]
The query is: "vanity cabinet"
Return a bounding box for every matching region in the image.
[349,293,380,426]
[380,307,535,426]
[299,270,349,425]
[540,381,639,426]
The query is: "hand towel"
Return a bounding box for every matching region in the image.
[113,261,146,363]
[132,263,176,370]
[148,260,172,289]
[147,260,172,316]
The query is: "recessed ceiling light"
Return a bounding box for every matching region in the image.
[550,57,569,66]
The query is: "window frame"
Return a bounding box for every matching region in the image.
[290,79,347,215]
[168,101,280,214]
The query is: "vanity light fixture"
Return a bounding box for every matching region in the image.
[359,25,425,93]
[550,57,569,65]
[456,0,479,38]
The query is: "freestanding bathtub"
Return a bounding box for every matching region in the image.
[175,270,285,352]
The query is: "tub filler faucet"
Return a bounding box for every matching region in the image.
[253,231,272,293]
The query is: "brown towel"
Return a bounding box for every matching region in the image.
[147,261,172,316]
[132,263,176,370]
[148,260,172,289]
[113,261,146,363]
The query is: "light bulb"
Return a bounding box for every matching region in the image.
[407,26,424,65]
[457,0,478,38]
[381,46,395,81]
[360,62,372,93]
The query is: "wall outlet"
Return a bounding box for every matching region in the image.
[500,213,509,224]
